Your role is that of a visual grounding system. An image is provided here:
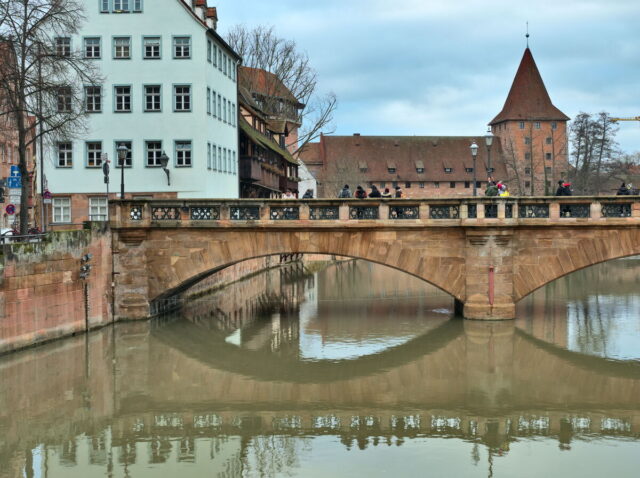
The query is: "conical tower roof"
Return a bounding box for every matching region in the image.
[490,48,569,125]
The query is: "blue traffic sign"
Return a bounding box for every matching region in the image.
[7,165,21,188]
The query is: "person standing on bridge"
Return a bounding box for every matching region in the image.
[355,185,367,199]
[381,187,392,198]
[338,184,352,198]
[369,185,382,198]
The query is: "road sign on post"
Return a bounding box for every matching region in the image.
[43,189,52,204]
[5,204,15,215]
[7,166,21,189]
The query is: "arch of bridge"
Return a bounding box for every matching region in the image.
[513,227,640,301]
[142,228,467,306]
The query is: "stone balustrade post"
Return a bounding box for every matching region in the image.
[460,203,468,219]
[260,202,270,221]
[497,202,506,219]
[591,201,602,219]
[220,203,230,221]
[339,202,350,221]
[550,202,560,220]
[419,203,429,221]
[477,203,485,219]
[299,202,310,220]
[379,202,390,220]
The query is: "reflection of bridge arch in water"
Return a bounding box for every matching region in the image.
[152,316,463,383]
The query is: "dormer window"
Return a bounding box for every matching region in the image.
[388,168,396,173]
[416,167,424,173]
[444,167,453,173]
[387,160,396,174]
[465,167,473,173]
[415,160,424,174]
[358,161,367,173]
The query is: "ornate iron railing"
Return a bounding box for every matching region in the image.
[349,206,379,220]
[152,207,181,221]
[230,206,260,220]
[310,206,339,220]
[389,206,419,220]
[559,204,590,218]
[190,206,220,221]
[430,205,459,219]
[519,204,549,218]
[485,204,498,218]
[270,206,300,220]
[601,203,632,218]
[130,205,143,221]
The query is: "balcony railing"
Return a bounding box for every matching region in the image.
[110,196,640,229]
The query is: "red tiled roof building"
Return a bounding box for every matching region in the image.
[301,47,570,197]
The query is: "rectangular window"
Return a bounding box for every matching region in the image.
[133,0,142,12]
[232,104,236,126]
[207,143,212,169]
[534,121,541,129]
[101,0,110,12]
[519,121,525,129]
[525,181,531,188]
[174,85,191,111]
[146,141,162,166]
[143,36,160,59]
[57,87,72,112]
[84,37,101,58]
[212,143,217,170]
[56,37,71,57]
[114,0,129,12]
[173,36,191,59]
[546,153,552,160]
[525,167,531,175]
[115,141,132,167]
[223,99,227,123]
[57,142,73,167]
[525,152,531,160]
[211,90,217,118]
[206,88,211,114]
[405,182,411,188]
[175,141,192,167]
[449,181,456,188]
[444,167,453,173]
[217,94,221,118]
[416,167,424,173]
[546,137,552,144]
[218,146,221,170]
[144,85,161,112]
[85,86,102,112]
[434,182,440,188]
[419,182,425,188]
[465,167,473,173]
[52,197,71,223]
[86,141,103,168]
[551,122,557,130]
[223,54,228,75]
[113,37,131,59]
[223,148,227,172]
[524,137,531,145]
[89,197,108,221]
[213,45,218,67]
[207,40,212,62]
[545,167,552,174]
[464,181,470,188]
[114,86,131,112]
[217,48,222,69]
[387,168,396,174]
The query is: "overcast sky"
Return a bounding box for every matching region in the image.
[219,0,640,153]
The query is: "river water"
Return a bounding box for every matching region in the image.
[1,258,639,477]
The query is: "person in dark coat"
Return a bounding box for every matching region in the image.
[616,182,630,195]
[555,180,567,196]
[338,185,352,198]
[355,185,367,199]
[369,185,381,198]
[302,189,314,199]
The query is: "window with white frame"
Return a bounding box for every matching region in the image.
[57,142,72,167]
[113,37,131,59]
[217,94,221,118]
[146,141,162,166]
[85,86,102,112]
[207,142,211,169]
[212,143,217,170]
[213,44,218,67]
[52,197,71,223]
[114,86,131,112]
[212,90,217,118]
[534,121,541,129]
[173,37,191,59]
[223,54,228,75]
[223,99,227,123]
[143,36,160,59]
[133,0,142,12]
[223,148,227,172]
[56,37,71,57]
[89,197,108,221]
[115,141,132,167]
[551,122,557,130]
[217,146,221,170]
[519,121,525,129]
[57,87,72,112]
[114,0,129,12]
[84,37,101,58]
[144,85,161,111]
[232,103,236,126]
[174,85,191,111]
[86,142,102,167]
[175,141,192,167]
[207,40,212,62]
[217,48,222,69]
[101,0,110,12]
[206,88,211,114]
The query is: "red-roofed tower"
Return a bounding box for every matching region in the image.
[490,48,570,195]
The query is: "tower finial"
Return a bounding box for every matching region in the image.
[526,21,530,47]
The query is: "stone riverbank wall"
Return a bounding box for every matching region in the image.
[0,224,113,355]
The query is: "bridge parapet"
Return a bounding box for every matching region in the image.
[110,196,640,230]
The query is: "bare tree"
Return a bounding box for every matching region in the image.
[227,25,337,156]
[0,0,102,234]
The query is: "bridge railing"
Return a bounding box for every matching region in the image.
[109,197,640,228]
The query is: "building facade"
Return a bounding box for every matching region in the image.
[301,47,569,198]
[43,0,240,226]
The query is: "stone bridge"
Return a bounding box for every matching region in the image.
[110,197,640,320]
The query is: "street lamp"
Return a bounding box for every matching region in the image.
[484,128,494,177]
[470,141,479,197]
[159,151,170,185]
[117,143,127,200]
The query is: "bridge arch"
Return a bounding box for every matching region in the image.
[513,228,640,302]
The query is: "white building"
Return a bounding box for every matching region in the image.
[44,0,240,224]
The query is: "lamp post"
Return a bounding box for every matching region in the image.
[117,143,127,200]
[470,141,479,197]
[159,151,170,185]
[484,128,494,177]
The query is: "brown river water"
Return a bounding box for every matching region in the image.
[1,257,639,477]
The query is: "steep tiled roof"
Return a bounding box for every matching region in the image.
[300,136,507,182]
[239,67,303,106]
[490,48,569,125]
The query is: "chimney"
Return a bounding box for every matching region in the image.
[194,0,206,21]
[353,133,360,136]
[206,7,218,30]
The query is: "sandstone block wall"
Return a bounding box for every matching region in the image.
[0,224,112,354]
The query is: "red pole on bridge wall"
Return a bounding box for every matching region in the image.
[488,266,495,306]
